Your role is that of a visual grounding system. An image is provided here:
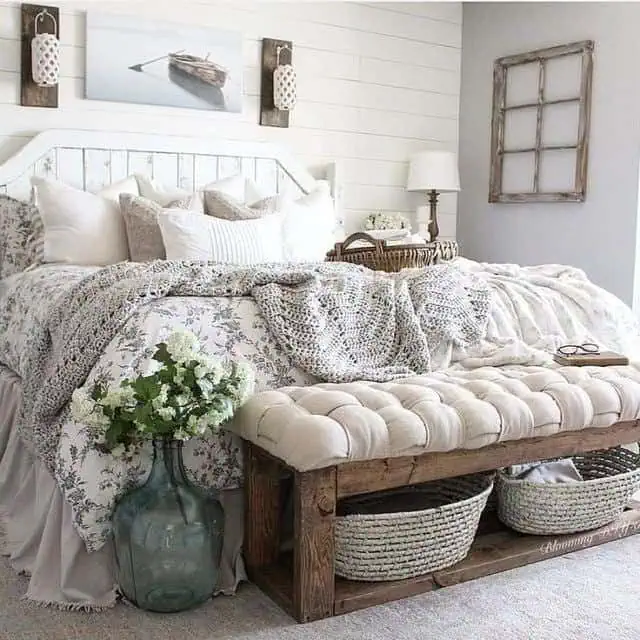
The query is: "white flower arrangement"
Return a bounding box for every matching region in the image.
[70,329,255,456]
[364,212,409,231]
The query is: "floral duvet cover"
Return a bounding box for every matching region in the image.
[0,265,316,551]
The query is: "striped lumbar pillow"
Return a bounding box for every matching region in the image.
[157,209,285,264]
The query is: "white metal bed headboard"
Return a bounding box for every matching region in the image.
[0,129,342,224]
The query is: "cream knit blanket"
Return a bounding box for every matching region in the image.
[18,260,490,473]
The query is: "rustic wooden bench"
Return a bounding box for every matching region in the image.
[243,419,640,623]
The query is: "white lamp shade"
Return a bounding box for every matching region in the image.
[406,150,460,192]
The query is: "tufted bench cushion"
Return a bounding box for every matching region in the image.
[229,364,640,472]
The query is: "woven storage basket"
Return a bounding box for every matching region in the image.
[497,447,640,535]
[325,232,437,272]
[334,473,494,582]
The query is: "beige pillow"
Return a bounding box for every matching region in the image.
[119,194,202,262]
[204,190,280,220]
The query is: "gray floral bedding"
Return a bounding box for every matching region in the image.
[0,265,316,551]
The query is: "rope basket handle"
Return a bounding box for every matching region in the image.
[334,232,386,259]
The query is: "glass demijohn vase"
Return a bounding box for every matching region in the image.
[112,438,224,613]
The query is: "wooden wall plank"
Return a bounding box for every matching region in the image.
[0,0,462,234]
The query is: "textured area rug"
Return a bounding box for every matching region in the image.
[1,537,639,640]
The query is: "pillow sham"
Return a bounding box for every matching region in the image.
[0,195,44,280]
[279,184,337,262]
[94,176,140,202]
[31,175,139,208]
[157,210,284,264]
[203,190,280,221]
[31,177,130,265]
[120,193,202,262]
[137,174,265,208]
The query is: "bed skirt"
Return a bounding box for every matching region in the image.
[0,365,247,610]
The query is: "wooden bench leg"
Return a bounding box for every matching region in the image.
[244,442,281,574]
[292,466,337,623]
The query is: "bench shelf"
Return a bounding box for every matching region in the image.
[243,420,640,623]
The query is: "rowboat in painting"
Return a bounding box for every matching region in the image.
[128,50,230,110]
[168,53,228,88]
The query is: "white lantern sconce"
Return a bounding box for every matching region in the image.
[273,44,297,112]
[31,9,60,87]
[21,4,60,108]
[259,38,294,128]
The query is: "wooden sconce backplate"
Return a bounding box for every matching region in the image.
[21,2,59,108]
[260,37,292,128]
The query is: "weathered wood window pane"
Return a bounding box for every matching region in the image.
[539,149,577,192]
[542,102,580,147]
[506,62,539,105]
[502,152,535,193]
[504,108,537,150]
[489,40,594,203]
[544,55,582,101]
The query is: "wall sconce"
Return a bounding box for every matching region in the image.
[260,38,294,128]
[21,3,60,108]
[31,9,60,87]
[273,44,297,111]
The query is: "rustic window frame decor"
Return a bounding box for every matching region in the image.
[489,40,594,203]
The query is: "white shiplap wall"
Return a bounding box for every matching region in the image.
[0,0,461,237]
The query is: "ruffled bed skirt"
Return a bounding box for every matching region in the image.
[0,365,247,610]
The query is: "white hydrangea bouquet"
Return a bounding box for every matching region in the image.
[364,212,409,231]
[71,329,255,456]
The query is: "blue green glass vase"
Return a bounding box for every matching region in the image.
[112,437,224,613]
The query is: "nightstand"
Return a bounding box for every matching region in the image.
[326,234,459,272]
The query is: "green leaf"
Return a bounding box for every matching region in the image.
[153,343,173,365]
[90,383,105,402]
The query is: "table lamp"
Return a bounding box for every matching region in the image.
[406,150,460,241]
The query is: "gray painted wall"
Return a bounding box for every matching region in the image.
[459,2,640,304]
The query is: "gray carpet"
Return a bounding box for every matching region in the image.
[1,537,639,640]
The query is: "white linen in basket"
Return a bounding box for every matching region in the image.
[157,210,285,264]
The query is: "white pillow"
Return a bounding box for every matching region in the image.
[95,176,140,202]
[157,210,284,264]
[137,174,265,207]
[279,183,337,262]
[31,177,131,265]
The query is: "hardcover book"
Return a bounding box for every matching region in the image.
[553,351,629,367]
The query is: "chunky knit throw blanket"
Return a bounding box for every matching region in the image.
[18,260,490,474]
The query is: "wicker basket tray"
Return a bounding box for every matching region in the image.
[334,473,494,582]
[497,447,640,535]
[325,232,437,272]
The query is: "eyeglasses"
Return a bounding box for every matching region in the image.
[556,342,600,356]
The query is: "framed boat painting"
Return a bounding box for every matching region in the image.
[85,13,243,113]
